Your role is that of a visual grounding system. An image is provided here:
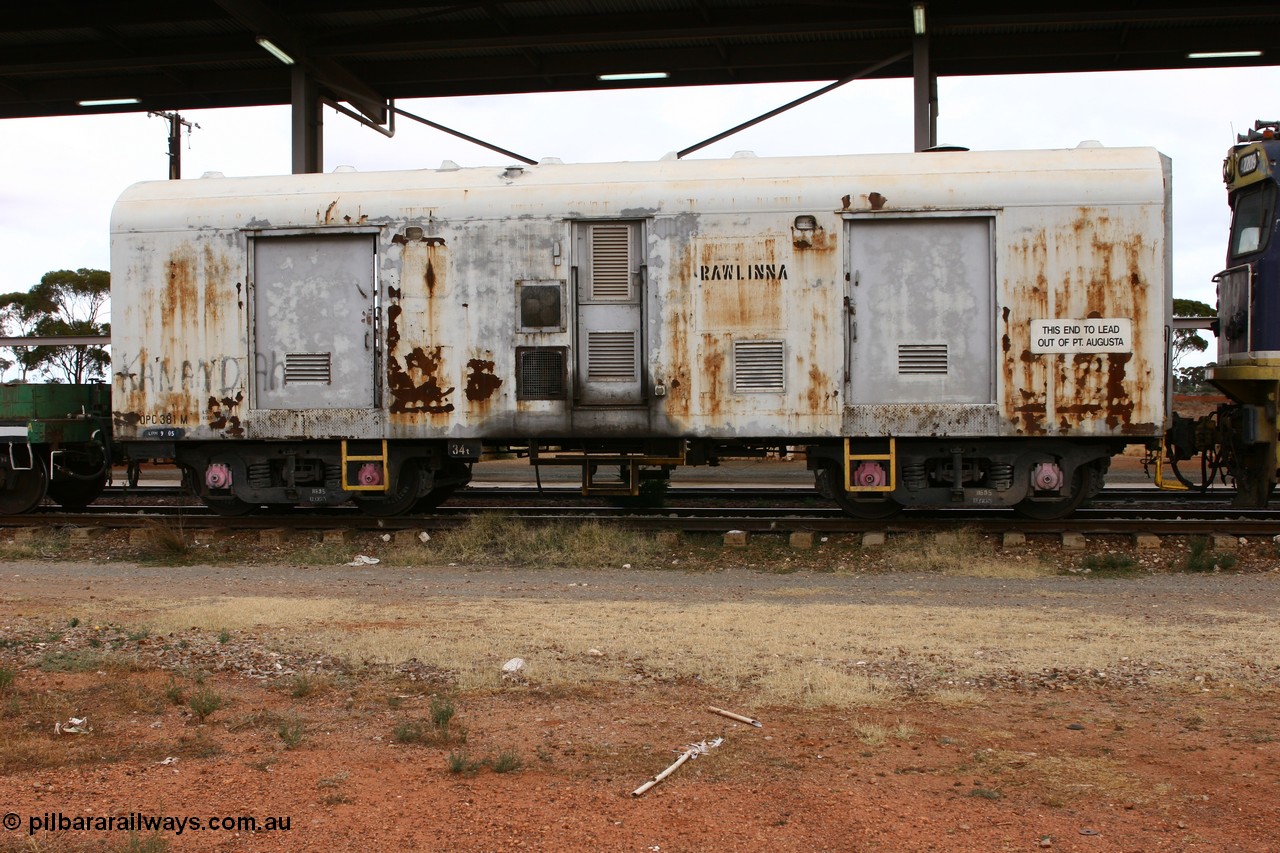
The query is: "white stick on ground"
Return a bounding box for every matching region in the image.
[707,705,762,727]
[631,738,723,797]
[631,746,697,797]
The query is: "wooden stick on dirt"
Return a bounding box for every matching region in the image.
[631,746,698,797]
[708,705,762,727]
[632,738,723,797]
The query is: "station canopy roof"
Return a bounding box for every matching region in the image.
[1,1,1277,121]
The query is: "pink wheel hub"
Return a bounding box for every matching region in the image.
[851,461,887,488]
[205,463,232,490]
[357,462,383,486]
[1032,462,1064,491]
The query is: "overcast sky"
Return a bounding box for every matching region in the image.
[2,65,1278,340]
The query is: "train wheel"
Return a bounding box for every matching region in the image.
[48,443,110,510]
[355,463,425,517]
[0,459,48,515]
[818,468,902,520]
[48,470,109,511]
[1012,467,1089,520]
[411,485,459,512]
[201,496,257,517]
[410,462,470,512]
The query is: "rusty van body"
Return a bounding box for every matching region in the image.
[110,144,1172,517]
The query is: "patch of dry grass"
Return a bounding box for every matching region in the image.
[0,529,69,560]
[138,596,376,632]
[755,663,890,708]
[882,529,1057,578]
[925,687,986,707]
[285,542,362,567]
[133,519,192,561]
[976,748,1158,807]
[380,514,663,569]
[852,718,917,747]
[95,581,1280,709]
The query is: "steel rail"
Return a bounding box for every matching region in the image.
[8,503,1280,537]
[97,484,1237,504]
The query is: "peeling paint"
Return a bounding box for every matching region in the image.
[465,359,503,402]
[207,391,245,436]
[385,303,456,415]
[388,345,455,414]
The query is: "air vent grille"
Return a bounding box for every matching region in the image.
[733,340,785,392]
[284,352,332,384]
[898,344,948,375]
[518,283,563,329]
[590,224,632,300]
[517,347,567,400]
[587,330,638,381]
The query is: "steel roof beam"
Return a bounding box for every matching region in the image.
[213,0,387,124]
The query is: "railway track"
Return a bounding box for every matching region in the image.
[7,486,1280,537]
[94,482,1243,504]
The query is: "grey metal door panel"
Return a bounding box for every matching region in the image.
[846,218,993,405]
[1214,265,1252,362]
[252,234,377,410]
[575,222,644,405]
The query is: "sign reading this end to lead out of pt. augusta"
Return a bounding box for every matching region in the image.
[1030,318,1133,354]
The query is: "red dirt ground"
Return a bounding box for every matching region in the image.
[2,626,1277,852]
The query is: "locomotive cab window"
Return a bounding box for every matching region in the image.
[1229,183,1275,260]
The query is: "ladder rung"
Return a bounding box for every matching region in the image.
[341,439,390,492]
[844,437,896,493]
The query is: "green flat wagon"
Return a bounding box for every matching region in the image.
[0,383,114,513]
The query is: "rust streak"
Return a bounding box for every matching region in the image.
[1104,353,1135,429]
[164,248,197,330]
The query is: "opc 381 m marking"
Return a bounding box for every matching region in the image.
[136,413,190,426]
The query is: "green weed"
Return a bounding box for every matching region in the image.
[188,687,225,723]
[277,714,304,749]
[1081,553,1138,574]
[430,695,456,730]
[488,750,522,774]
[1185,537,1238,573]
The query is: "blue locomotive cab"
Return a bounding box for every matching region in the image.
[1203,120,1280,505]
[1221,131,1280,356]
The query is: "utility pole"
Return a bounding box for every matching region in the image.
[148,111,200,179]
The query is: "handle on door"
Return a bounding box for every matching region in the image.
[844,296,857,341]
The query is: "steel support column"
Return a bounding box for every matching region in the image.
[912,33,937,152]
[291,66,323,174]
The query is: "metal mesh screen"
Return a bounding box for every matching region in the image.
[517,347,567,400]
